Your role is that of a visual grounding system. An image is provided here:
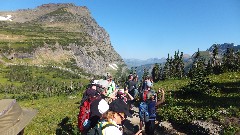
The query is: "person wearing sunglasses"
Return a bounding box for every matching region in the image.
[100,99,142,135]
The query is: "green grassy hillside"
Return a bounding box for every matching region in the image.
[0,64,88,134]
[156,72,240,134]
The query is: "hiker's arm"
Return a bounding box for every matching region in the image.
[135,130,142,135]
[125,90,134,100]
[156,88,165,107]
[108,92,117,100]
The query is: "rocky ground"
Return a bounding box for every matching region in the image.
[123,106,226,135]
[122,106,185,135]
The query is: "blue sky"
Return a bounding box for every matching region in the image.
[1,0,240,60]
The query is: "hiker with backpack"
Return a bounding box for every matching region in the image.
[141,76,153,92]
[87,98,142,135]
[139,87,165,135]
[78,82,101,134]
[106,76,116,97]
[125,74,139,110]
[80,81,99,106]
[116,88,134,105]
[78,79,117,134]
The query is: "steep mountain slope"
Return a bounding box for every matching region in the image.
[0,3,126,75]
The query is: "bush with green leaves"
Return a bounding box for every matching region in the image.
[156,71,240,134]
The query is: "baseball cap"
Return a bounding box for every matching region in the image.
[117,89,124,95]
[86,88,97,97]
[109,99,132,118]
[97,79,109,89]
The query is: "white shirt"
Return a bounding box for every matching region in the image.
[102,120,122,135]
[103,125,122,135]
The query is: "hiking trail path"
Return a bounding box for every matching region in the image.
[123,106,185,135]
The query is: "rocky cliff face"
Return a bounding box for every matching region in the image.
[0,3,126,75]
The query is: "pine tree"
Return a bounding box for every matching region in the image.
[188,49,207,80]
[130,67,137,74]
[222,47,235,72]
[163,54,170,79]
[151,63,160,82]
[159,63,163,80]
[206,59,213,75]
[162,51,185,79]
[142,68,149,80]
[178,52,185,78]
[172,51,179,78]
[212,44,219,66]
[169,56,174,78]
[186,49,211,94]
[235,50,240,71]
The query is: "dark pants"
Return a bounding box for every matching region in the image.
[145,120,155,135]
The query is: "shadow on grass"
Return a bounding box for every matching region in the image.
[56,116,80,135]
[212,81,240,94]
[173,81,240,108]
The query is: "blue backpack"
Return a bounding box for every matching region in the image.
[139,100,156,122]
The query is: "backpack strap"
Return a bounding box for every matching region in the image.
[100,122,118,135]
[102,123,117,130]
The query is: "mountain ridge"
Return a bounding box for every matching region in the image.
[0,3,126,76]
[127,43,239,78]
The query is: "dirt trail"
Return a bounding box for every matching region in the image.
[123,106,168,135]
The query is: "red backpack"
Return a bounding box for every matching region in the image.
[142,90,149,101]
[78,96,98,133]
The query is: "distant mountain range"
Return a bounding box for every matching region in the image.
[124,54,191,69]
[207,43,240,55]
[123,58,166,68]
[125,43,240,79]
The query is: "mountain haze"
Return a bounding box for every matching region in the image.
[0,3,126,75]
[124,58,166,68]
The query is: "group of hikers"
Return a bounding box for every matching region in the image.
[78,74,165,135]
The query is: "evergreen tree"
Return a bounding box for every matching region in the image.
[210,44,223,74]
[206,59,213,75]
[130,67,137,74]
[163,54,170,80]
[235,50,240,71]
[172,51,179,78]
[142,68,149,81]
[212,44,219,66]
[169,56,174,78]
[222,47,235,72]
[159,64,163,80]
[178,52,185,78]
[186,49,212,94]
[151,63,160,83]
[188,49,207,78]
[162,51,185,79]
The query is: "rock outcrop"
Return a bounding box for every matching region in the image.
[0,3,126,75]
